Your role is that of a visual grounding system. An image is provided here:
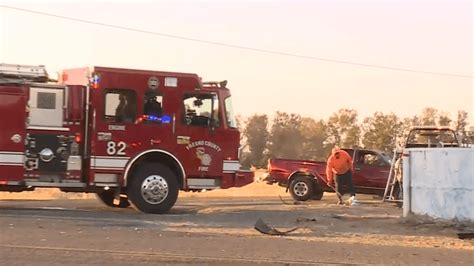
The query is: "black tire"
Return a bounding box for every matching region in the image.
[128,163,179,214]
[310,181,324,200]
[96,190,130,208]
[289,176,314,201]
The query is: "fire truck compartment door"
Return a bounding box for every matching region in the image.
[29,87,64,127]
[0,92,26,181]
[89,89,139,179]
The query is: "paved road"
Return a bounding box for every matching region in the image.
[1,195,472,265]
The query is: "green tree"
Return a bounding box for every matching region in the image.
[438,112,452,126]
[325,108,361,148]
[267,112,303,159]
[242,114,269,168]
[299,117,327,160]
[398,116,418,146]
[361,112,402,152]
[454,110,470,145]
[419,107,438,126]
[235,114,246,146]
[454,110,469,132]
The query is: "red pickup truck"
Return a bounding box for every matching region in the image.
[264,149,392,201]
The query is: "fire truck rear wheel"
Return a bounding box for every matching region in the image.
[128,163,179,214]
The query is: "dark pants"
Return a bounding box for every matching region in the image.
[335,170,356,199]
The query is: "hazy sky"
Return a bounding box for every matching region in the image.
[1,0,473,125]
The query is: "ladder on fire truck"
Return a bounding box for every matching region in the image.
[0,63,49,82]
[382,149,403,205]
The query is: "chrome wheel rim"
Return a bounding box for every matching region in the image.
[293,181,308,197]
[141,175,169,204]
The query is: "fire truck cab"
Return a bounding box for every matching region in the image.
[0,63,253,213]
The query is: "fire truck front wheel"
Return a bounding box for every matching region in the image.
[128,163,179,214]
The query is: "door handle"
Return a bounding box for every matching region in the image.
[172,114,176,134]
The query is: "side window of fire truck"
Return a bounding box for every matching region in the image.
[144,91,163,118]
[224,96,237,128]
[182,94,219,127]
[104,90,137,123]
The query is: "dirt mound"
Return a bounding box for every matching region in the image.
[0,170,282,200]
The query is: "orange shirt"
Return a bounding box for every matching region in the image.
[325,149,353,183]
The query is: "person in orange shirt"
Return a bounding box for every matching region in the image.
[326,146,357,205]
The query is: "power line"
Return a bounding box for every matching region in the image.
[1,4,472,79]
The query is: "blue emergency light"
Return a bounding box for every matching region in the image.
[144,115,171,124]
[161,115,171,124]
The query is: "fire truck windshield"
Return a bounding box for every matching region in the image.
[225,96,237,128]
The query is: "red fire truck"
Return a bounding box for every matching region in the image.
[0,63,253,213]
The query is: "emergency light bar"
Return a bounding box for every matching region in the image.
[0,63,49,82]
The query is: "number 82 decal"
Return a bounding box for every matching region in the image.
[106,141,127,155]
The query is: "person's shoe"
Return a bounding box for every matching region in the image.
[349,196,359,206]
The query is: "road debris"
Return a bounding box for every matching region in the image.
[296,217,317,223]
[457,232,474,240]
[254,218,298,236]
[278,195,301,205]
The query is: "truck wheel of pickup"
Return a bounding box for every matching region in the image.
[96,190,130,208]
[289,176,314,201]
[310,182,324,200]
[128,163,179,214]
